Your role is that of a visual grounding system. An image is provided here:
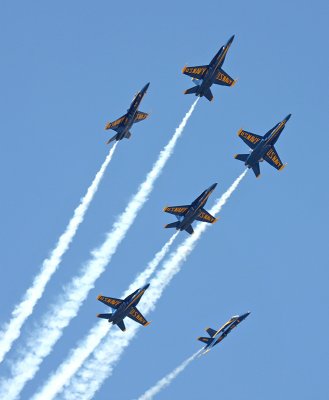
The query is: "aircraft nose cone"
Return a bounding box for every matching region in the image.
[143,283,150,290]
[143,82,150,92]
[285,114,292,121]
[210,183,218,191]
[242,311,251,319]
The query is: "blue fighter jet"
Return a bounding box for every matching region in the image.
[163,183,218,235]
[182,35,236,102]
[198,312,250,355]
[104,83,150,144]
[234,114,291,178]
[97,284,150,332]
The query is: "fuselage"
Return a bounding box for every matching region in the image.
[177,183,217,230]
[204,312,250,352]
[196,36,234,97]
[245,115,291,168]
[116,83,150,140]
[110,284,149,325]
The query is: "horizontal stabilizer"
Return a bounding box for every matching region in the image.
[164,221,180,229]
[97,313,112,320]
[117,320,126,332]
[234,153,249,162]
[184,86,198,95]
[206,327,217,337]
[252,163,261,178]
[198,336,211,344]
[204,88,214,102]
[106,134,119,145]
[185,225,194,235]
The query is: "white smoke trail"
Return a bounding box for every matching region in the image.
[31,232,179,400]
[1,100,198,400]
[62,170,248,400]
[138,349,202,400]
[0,144,117,366]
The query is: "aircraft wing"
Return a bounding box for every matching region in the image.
[97,295,123,309]
[196,208,218,224]
[128,306,150,326]
[134,111,149,123]
[182,65,208,80]
[105,114,127,131]
[214,68,236,86]
[163,205,190,216]
[238,129,262,149]
[264,146,286,170]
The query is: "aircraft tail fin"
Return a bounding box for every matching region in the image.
[198,336,212,344]
[124,131,132,139]
[164,221,180,230]
[117,320,126,332]
[184,86,198,95]
[206,327,217,337]
[97,313,112,320]
[234,153,249,163]
[203,88,214,102]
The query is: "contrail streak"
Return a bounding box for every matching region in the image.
[61,170,248,400]
[1,100,198,400]
[31,232,179,400]
[138,349,202,400]
[0,144,117,366]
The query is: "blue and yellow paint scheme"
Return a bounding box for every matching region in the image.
[104,83,150,145]
[97,284,150,332]
[234,114,291,178]
[198,312,250,355]
[163,183,218,235]
[182,35,236,102]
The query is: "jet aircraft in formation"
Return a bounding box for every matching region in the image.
[182,35,236,102]
[163,183,218,235]
[97,284,150,331]
[234,114,291,178]
[198,312,250,355]
[104,82,150,144]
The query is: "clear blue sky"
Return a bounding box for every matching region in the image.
[0,1,328,399]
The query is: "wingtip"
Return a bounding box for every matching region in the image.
[97,294,102,300]
[213,218,219,223]
[105,123,111,130]
[182,65,187,73]
[237,128,243,136]
[279,163,288,171]
[145,321,151,327]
